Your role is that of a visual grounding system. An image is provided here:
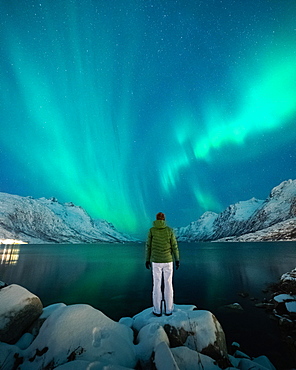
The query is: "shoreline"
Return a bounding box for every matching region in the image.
[0,281,288,370]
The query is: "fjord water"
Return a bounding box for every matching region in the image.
[1,241,296,368]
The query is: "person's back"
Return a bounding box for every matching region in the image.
[145,212,180,316]
[146,219,179,263]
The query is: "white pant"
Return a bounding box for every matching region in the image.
[152,262,174,314]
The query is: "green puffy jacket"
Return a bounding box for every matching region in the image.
[145,220,179,263]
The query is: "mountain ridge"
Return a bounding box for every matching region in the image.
[1,179,296,244]
[0,192,136,244]
[176,179,296,242]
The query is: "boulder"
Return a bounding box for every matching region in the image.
[223,303,244,311]
[171,346,221,369]
[252,356,277,370]
[0,342,23,369]
[135,322,169,368]
[27,303,67,340]
[0,284,43,343]
[237,358,276,370]
[285,300,296,314]
[0,284,277,370]
[22,304,137,369]
[132,305,229,364]
[154,341,179,370]
[54,360,135,369]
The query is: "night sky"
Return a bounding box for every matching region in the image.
[0,0,296,237]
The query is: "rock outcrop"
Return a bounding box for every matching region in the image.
[0,283,277,370]
[0,284,43,343]
[133,305,230,368]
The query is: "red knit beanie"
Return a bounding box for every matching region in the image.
[156,212,165,220]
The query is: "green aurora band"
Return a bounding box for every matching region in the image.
[0,0,296,236]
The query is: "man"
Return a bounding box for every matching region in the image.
[145,212,180,316]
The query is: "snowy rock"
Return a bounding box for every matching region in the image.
[271,276,296,314]
[285,301,296,313]
[132,305,228,363]
[28,303,67,339]
[41,303,68,319]
[281,268,296,282]
[21,304,137,369]
[0,284,278,370]
[132,304,197,332]
[15,332,34,350]
[237,358,275,370]
[135,322,169,367]
[0,342,24,369]
[171,346,221,369]
[0,280,8,289]
[252,355,277,370]
[233,350,251,360]
[0,192,136,243]
[154,341,179,370]
[0,284,43,343]
[54,360,135,369]
[228,354,241,367]
[119,317,134,328]
[223,303,244,311]
[52,361,92,370]
[273,294,295,303]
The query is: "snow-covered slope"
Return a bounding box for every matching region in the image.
[176,179,296,242]
[176,212,219,242]
[245,180,296,232]
[216,217,296,242]
[0,193,135,244]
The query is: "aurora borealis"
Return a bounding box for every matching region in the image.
[0,0,296,237]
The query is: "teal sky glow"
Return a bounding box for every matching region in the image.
[0,0,296,237]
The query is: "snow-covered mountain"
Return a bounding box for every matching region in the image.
[0,193,136,244]
[176,179,296,242]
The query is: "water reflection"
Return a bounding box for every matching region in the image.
[0,245,20,265]
[1,242,296,313]
[1,242,295,368]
